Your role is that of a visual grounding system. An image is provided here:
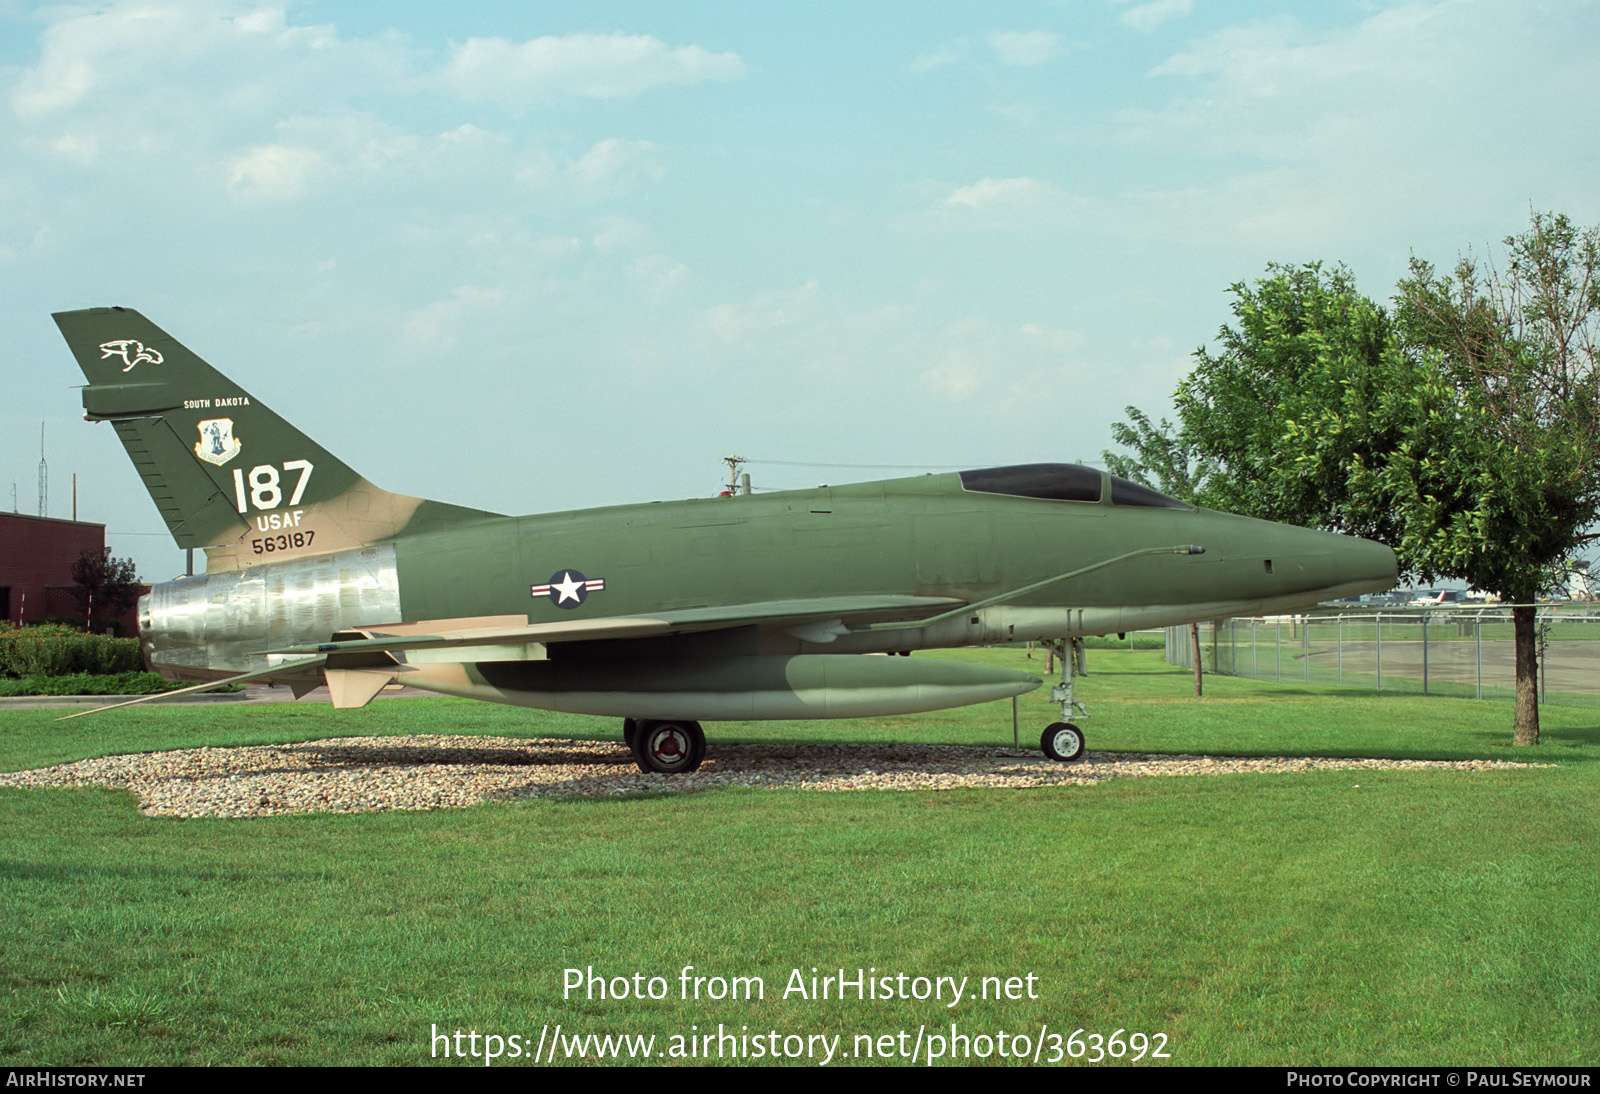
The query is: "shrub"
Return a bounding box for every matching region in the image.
[0,628,144,678]
[0,672,182,696]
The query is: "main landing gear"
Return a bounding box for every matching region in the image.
[624,718,706,774]
[1040,638,1089,763]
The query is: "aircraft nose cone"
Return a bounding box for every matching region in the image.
[1285,526,1397,599]
[1203,512,1397,604]
[1342,535,1399,591]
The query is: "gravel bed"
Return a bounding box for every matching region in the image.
[0,736,1551,819]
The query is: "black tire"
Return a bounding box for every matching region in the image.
[622,718,638,751]
[632,719,706,774]
[1041,722,1085,762]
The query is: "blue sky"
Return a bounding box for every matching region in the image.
[4,0,1599,581]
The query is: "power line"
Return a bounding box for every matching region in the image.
[744,457,1109,471]
[746,458,967,471]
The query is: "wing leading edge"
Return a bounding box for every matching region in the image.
[266,593,966,657]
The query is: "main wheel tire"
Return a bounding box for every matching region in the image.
[622,718,638,751]
[632,719,706,774]
[1041,722,1085,762]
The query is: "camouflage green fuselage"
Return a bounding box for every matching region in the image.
[142,468,1392,683]
[395,472,1390,642]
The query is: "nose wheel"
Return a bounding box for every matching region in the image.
[1041,722,1085,762]
[627,719,706,774]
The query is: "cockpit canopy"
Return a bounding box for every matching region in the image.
[958,463,1191,509]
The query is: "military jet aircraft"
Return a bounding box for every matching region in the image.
[55,307,1397,772]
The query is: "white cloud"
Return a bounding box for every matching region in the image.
[570,138,662,188]
[1117,0,1193,34]
[1148,17,1371,95]
[1108,2,1600,252]
[920,349,985,400]
[905,177,1092,234]
[10,1,353,122]
[441,33,744,106]
[988,101,1042,127]
[48,131,99,164]
[223,115,421,203]
[512,140,666,203]
[6,0,432,212]
[437,123,500,150]
[627,254,690,301]
[988,31,1063,67]
[13,58,95,120]
[909,45,962,72]
[914,31,1065,71]
[1020,322,1087,354]
[943,176,1063,214]
[399,284,509,357]
[701,282,820,342]
[227,143,322,202]
[917,320,1092,406]
[590,216,650,254]
[934,175,1094,230]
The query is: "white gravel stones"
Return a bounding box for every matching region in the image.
[0,736,1548,819]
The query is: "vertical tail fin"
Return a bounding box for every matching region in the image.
[55,307,498,570]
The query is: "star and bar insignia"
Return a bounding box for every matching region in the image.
[531,570,605,610]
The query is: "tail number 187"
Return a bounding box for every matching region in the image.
[231,460,314,513]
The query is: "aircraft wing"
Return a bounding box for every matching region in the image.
[265,594,966,657]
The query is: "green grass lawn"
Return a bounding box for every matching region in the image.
[2,648,1596,1067]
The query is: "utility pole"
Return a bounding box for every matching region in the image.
[1190,621,1203,697]
[722,455,750,496]
[37,423,48,518]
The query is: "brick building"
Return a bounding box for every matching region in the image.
[0,512,142,632]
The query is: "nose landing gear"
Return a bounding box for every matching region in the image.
[1041,638,1088,763]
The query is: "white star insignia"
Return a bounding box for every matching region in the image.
[551,571,585,604]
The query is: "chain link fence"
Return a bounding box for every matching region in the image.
[1165,606,1600,707]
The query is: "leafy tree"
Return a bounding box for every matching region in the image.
[1388,213,1600,744]
[1101,406,1207,503]
[1174,261,1407,537]
[1108,214,1600,745]
[70,548,142,623]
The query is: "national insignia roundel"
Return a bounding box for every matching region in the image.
[530,570,605,610]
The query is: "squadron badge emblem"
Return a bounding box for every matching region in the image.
[194,418,242,467]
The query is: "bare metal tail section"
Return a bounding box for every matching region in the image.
[54,307,499,570]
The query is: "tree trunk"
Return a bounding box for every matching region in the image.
[1511,604,1540,746]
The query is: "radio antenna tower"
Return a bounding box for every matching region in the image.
[37,423,48,518]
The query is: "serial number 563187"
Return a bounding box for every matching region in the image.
[251,530,316,554]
